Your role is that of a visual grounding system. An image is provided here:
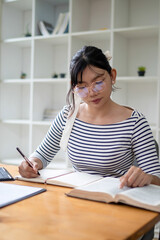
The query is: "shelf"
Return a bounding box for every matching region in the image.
[114,0,159,29]
[3,37,32,47]
[2,0,32,39]
[113,31,158,76]
[1,79,68,84]
[3,0,32,10]
[1,79,31,83]
[1,42,31,79]
[71,0,111,33]
[114,26,159,39]
[1,120,58,126]
[34,34,69,45]
[71,29,111,41]
[33,78,68,83]
[34,39,68,78]
[116,76,158,82]
[32,121,52,126]
[1,119,30,125]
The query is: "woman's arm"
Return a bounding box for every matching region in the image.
[126,113,160,188]
[30,106,69,168]
[18,106,70,178]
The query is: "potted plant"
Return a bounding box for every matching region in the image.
[20,72,27,79]
[138,66,146,76]
[24,23,31,37]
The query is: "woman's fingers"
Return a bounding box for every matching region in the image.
[120,166,152,188]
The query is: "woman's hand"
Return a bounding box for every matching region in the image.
[119,166,153,188]
[18,157,43,178]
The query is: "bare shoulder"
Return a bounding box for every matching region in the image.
[109,103,134,124]
[118,105,133,120]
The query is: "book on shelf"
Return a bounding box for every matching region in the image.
[38,21,54,36]
[66,177,160,213]
[52,12,69,35]
[43,108,60,121]
[52,13,65,35]
[57,12,69,34]
[15,169,102,188]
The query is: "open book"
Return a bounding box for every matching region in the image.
[15,169,102,188]
[38,21,53,36]
[67,177,160,212]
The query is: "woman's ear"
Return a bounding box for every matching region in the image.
[111,68,117,84]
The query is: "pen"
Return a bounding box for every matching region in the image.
[16,147,40,175]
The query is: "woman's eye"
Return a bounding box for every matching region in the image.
[95,80,103,85]
[78,86,86,90]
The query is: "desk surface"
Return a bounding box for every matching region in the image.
[0,164,160,240]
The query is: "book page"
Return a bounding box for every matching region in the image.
[73,177,128,198]
[15,169,72,183]
[67,177,131,202]
[47,172,102,187]
[40,169,72,180]
[117,184,160,206]
[78,177,129,198]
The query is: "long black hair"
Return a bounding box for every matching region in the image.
[66,46,112,110]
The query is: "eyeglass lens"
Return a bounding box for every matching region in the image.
[75,80,105,98]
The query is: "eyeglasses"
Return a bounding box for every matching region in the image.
[74,79,106,98]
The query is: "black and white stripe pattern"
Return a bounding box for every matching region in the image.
[33,106,160,177]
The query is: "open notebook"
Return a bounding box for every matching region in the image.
[15,169,103,188]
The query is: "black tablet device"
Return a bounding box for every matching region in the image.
[0,167,14,181]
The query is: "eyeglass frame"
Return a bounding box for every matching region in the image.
[73,76,108,98]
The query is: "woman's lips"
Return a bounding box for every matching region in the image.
[91,98,102,104]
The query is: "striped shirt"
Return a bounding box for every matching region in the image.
[32,105,160,178]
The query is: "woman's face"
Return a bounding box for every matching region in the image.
[75,65,116,107]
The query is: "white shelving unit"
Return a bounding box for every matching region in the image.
[0,0,160,168]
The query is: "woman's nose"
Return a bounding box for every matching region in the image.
[88,86,98,96]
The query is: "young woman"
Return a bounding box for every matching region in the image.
[19,46,160,188]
